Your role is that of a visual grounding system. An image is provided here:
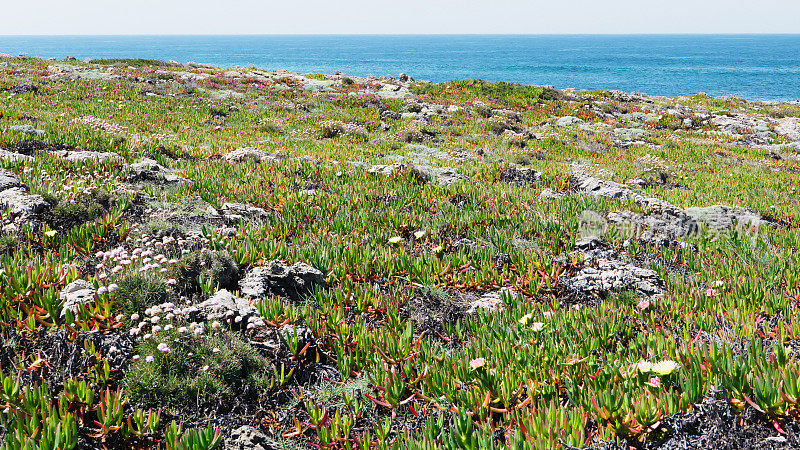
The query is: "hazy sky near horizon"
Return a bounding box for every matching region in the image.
[4,0,799,35]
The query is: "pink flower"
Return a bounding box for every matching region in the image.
[637,299,651,310]
[108,283,119,293]
[469,358,486,369]
[145,355,155,363]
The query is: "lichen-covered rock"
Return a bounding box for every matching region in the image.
[406,144,450,161]
[0,187,48,219]
[225,426,278,450]
[571,172,631,199]
[128,158,187,184]
[223,147,285,163]
[220,202,270,223]
[410,164,468,186]
[60,280,96,316]
[466,288,519,314]
[500,167,541,187]
[539,188,566,200]
[367,163,402,177]
[0,149,33,162]
[564,252,663,302]
[239,261,325,300]
[557,116,585,127]
[198,289,264,330]
[684,205,766,231]
[0,169,22,192]
[775,117,800,141]
[52,150,124,163]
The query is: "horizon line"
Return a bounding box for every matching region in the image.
[2,32,800,37]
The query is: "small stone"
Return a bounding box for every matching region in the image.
[60,280,96,316]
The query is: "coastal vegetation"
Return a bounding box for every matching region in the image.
[1,55,800,449]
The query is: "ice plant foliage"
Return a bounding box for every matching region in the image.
[1,55,800,448]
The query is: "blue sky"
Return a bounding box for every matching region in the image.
[4,0,799,35]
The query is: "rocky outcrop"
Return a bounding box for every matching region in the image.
[220,202,270,223]
[500,167,541,187]
[198,289,265,331]
[51,150,124,163]
[0,149,33,162]
[564,249,663,302]
[0,187,48,220]
[410,164,469,186]
[223,147,285,163]
[239,261,326,300]
[0,169,23,192]
[225,426,278,450]
[127,159,187,184]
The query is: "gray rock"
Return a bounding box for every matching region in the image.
[225,425,278,450]
[377,84,414,99]
[775,118,800,141]
[0,169,22,192]
[52,150,124,163]
[220,202,270,223]
[607,210,697,248]
[0,149,33,162]
[575,236,605,251]
[301,78,336,93]
[60,280,95,316]
[557,116,585,127]
[367,163,402,177]
[466,288,518,314]
[684,205,765,231]
[128,159,187,184]
[621,112,661,123]
[565,251,663,301]
[613,128,649,140]
[198,289,264,330]
[239,260,325,300]
[410,164,468,186]
[223,148,284,164]
[500,167,541,187]
[0,187,48,219]
[539,188,566,200]
[9,124,44,136]
[381,110,402,121]
[571,172,631,199]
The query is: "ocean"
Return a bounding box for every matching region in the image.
[1,34,799,101]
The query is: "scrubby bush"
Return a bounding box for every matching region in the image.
[114,274,169,316]
[167,249,238,297]
[124,329,271,407]
[47,190,113,231]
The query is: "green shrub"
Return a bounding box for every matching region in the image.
[114,274,169,315]
[168,249,238,297]
[124,329,271,407]
[411,79,551,107]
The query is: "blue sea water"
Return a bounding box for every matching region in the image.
[1,34,799,101]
